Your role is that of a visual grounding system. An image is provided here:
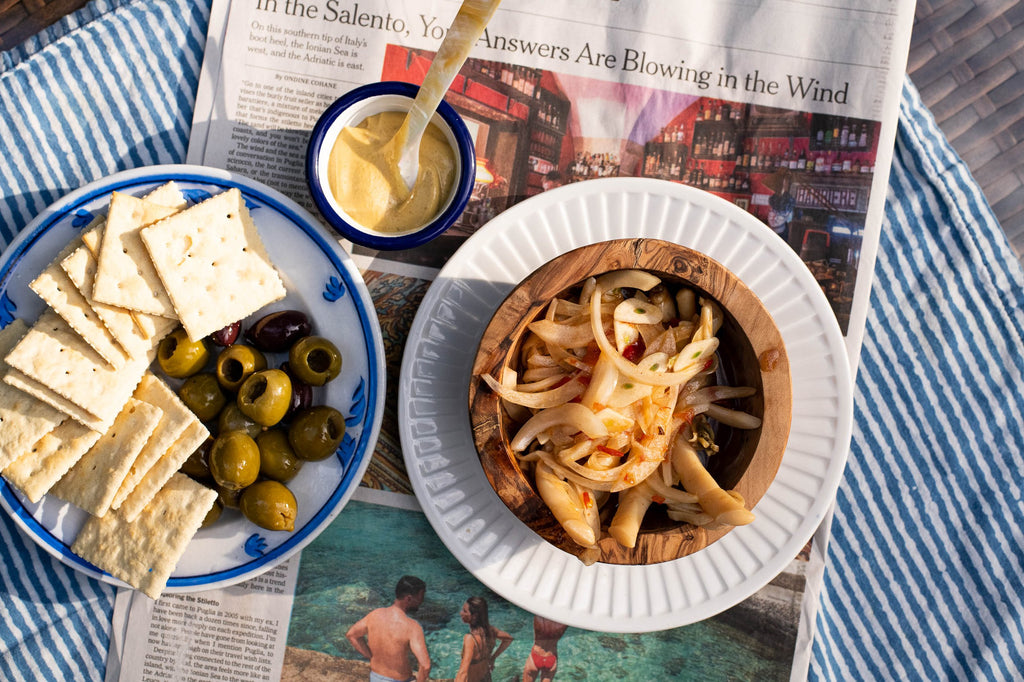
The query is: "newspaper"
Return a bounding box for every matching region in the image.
[108,1,916,681]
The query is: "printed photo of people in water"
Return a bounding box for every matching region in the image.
[281,494,806,681]
[376,47,876,333]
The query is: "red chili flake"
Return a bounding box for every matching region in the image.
[582,343,601,366]
[582,491,593,508]
[623,339,646,362]
[703,358,714,371]
[596,445,625,457]
[651,495,666,505]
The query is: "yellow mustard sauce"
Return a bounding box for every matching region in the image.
[326,111,457,233]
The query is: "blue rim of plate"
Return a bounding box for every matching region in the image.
[0,164,385,591]
[305,80,476,251]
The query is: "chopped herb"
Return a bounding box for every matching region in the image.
[622,382,634,389]
[634,307,646,314]
[692,351,702,359]
[649,363,660,371]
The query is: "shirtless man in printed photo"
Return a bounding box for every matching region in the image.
[346,575,432,682]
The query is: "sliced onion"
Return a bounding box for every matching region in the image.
[513,373,574,393]
[521,366,564,383]
[614,297,664,325]
[578,277,597,307]
[590,286,716,387]
[666,509,714,526]
[529,318,594,348]
[537,452,622,490]
[705,403,762,429]
[606,378,653,409]
[526,353,559,369]
[692,300,715,342]
[639,351,670,374]
[675,288,697,320]
[580,352,617,408]
[644,471,699,504]
[593,406,634,431]
[613,320,640,352]
[509,402,609,451]
[596,269,661,292]
[552,298,587,317]
[481,373,584,410]
[682,385,756,405]
[668,338,719,373]
[556,437,596,464]
[642,327,677,356]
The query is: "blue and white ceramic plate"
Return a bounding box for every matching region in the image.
[0,165,385,593]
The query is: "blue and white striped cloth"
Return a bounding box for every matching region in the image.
[1,1,1021,680]
[810,83,1024,680]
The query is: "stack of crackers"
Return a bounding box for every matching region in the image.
[0,182,286,599]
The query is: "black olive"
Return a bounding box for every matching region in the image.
[244,310,311,353]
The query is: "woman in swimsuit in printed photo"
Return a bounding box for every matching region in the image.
[522,615,569,682]
[454,596,513,682]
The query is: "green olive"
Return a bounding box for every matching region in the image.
[240,480,297,532]
[215,344,268,392]
[178,373,227,422]
[180,438,213,480]
[287,336,342,387]
[157,328,211,378]
[288,406,346,461]
[217,402,263,439]
[201,498,224,528]
[256,429,303,483]
[208,430,260,491]
[215,482,243,510]
[237,369,292,427]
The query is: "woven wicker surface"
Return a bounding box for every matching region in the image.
[909,1,1024,262]
[2,0,1023,260]
[0,0,88,49]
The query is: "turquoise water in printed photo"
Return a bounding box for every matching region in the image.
[287,498,794,681]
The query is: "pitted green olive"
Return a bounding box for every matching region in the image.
[240,480,297,532]
[217,402,263,439]
[215,482,243,510]
[157,328,210,378]
[288,406,346,461]
[180,438,213,480]
[256,429,303,483]
[237,369,292,427]
[178,373,227,422]
[215,344,268,392]
[208,430,260,491]
[287,336,342,386]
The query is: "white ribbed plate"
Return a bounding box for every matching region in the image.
[398,177,853,632]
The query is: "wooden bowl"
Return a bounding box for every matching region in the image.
[468,238,792,565]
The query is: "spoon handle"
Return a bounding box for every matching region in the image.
[397,0,502,169]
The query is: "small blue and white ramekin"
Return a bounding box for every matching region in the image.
[305,81,475,251]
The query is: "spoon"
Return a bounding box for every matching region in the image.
[390,0,502,197]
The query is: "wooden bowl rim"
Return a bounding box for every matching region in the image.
[468,237,792,565]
